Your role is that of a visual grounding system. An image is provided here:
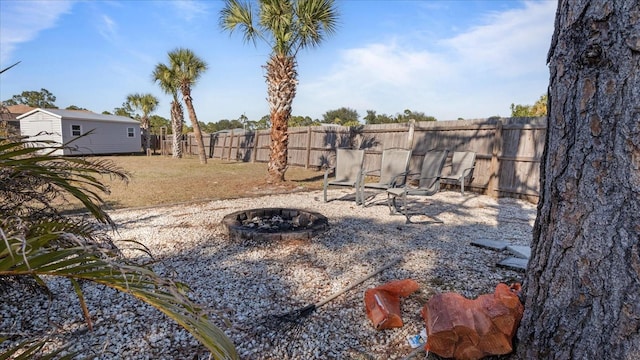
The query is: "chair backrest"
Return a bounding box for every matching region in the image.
[378,148,412,185]
[335,148,365,182]
[418,149,449,190]
[450,151,476,178]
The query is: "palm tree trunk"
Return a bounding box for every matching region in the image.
[268,110,289,183]
[266,54,297,183]
[181,91,207,164]
[170,100,184,158]
[141,116,150,155]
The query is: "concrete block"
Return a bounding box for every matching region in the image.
[470,239,509,251]
[506,245,531,259]
[497,257,528,272]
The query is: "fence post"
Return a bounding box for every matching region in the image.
[488,120,503,198]
[407,119,416,150]
[220,133,226,159]
[227,130,234,161]
[210,134,215,159]
[305,127,312,168]
[251,131,258,163]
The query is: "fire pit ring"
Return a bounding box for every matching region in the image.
[222,208,329,242]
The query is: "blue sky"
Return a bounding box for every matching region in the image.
[0,0,557,123]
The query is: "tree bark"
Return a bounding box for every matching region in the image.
[182,91,207,164]
[517,1,640,359]
[268,110,289,183]
[141,116,150,154]
[266,54,297,183]
[170,100,184,159]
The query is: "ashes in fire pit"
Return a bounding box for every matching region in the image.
[222,208,329,242]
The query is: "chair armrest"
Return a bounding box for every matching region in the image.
[460,166,475,179]
[389,170,412,187]
[405,171,422,179]
[323,166,336,182]
[394,171,421,188]
[323,166,336,174]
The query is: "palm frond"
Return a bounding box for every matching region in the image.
[167,48,209,89]
[259,0,295,54]
[220,0,261,46]
[0,137,128,226]
[0,338,74,360]
[0,136,238,358]
[0,220,238,359]
[294,0,339,51]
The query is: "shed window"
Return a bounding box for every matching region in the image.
[71,124,82,136]
[127,127,135,138]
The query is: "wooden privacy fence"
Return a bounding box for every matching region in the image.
[152,117,547,202]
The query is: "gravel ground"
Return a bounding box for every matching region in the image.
[1,189,537,359]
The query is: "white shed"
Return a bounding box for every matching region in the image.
[18,108,141,156]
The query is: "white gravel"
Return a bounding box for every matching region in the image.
[1,189,537,359]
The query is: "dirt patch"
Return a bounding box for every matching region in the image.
[64,155,325,210]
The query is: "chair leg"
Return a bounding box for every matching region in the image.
[323,172,329,202]
[387,193,395,214]
[402,192,410,223]
[460,180,465,195]
[357,179,363,206]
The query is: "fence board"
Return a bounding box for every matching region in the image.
[151,117,546,202]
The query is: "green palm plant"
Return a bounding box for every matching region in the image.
[153,63,186,159]
[0,137,238,359]
[165,48,209,164]
[126,93,159,154]
[220,0,339,183]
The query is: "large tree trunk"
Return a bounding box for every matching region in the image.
[517,1,640,358]
[265,54,297,183]
[170,100,184,159]
[182,90,207,164]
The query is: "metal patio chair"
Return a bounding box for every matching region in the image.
[386,149,449,223]
[358,148,412,207]
[323,148,365,204]
[441,151,476,195]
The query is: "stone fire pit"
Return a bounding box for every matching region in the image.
[222,208,329,242]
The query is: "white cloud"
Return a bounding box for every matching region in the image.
[98,14,118,43]
[296,0,557,120]
[297,41,452,117]
[443,1,557,76]
[0,0,73,64]
[341,42,449,86]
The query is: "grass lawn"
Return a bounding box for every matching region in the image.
[85,154,326,210]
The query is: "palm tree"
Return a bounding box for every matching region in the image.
[127,93,159,154]
[166,48,209,164]
[220,0,339,183]
[0,137,237,359]
[153,63,185,159]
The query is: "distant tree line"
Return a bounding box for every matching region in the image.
[4,88,547,137]
[2,89,439,134]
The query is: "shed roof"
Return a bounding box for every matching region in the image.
[6,104,35,115]
[17,108,139,124]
